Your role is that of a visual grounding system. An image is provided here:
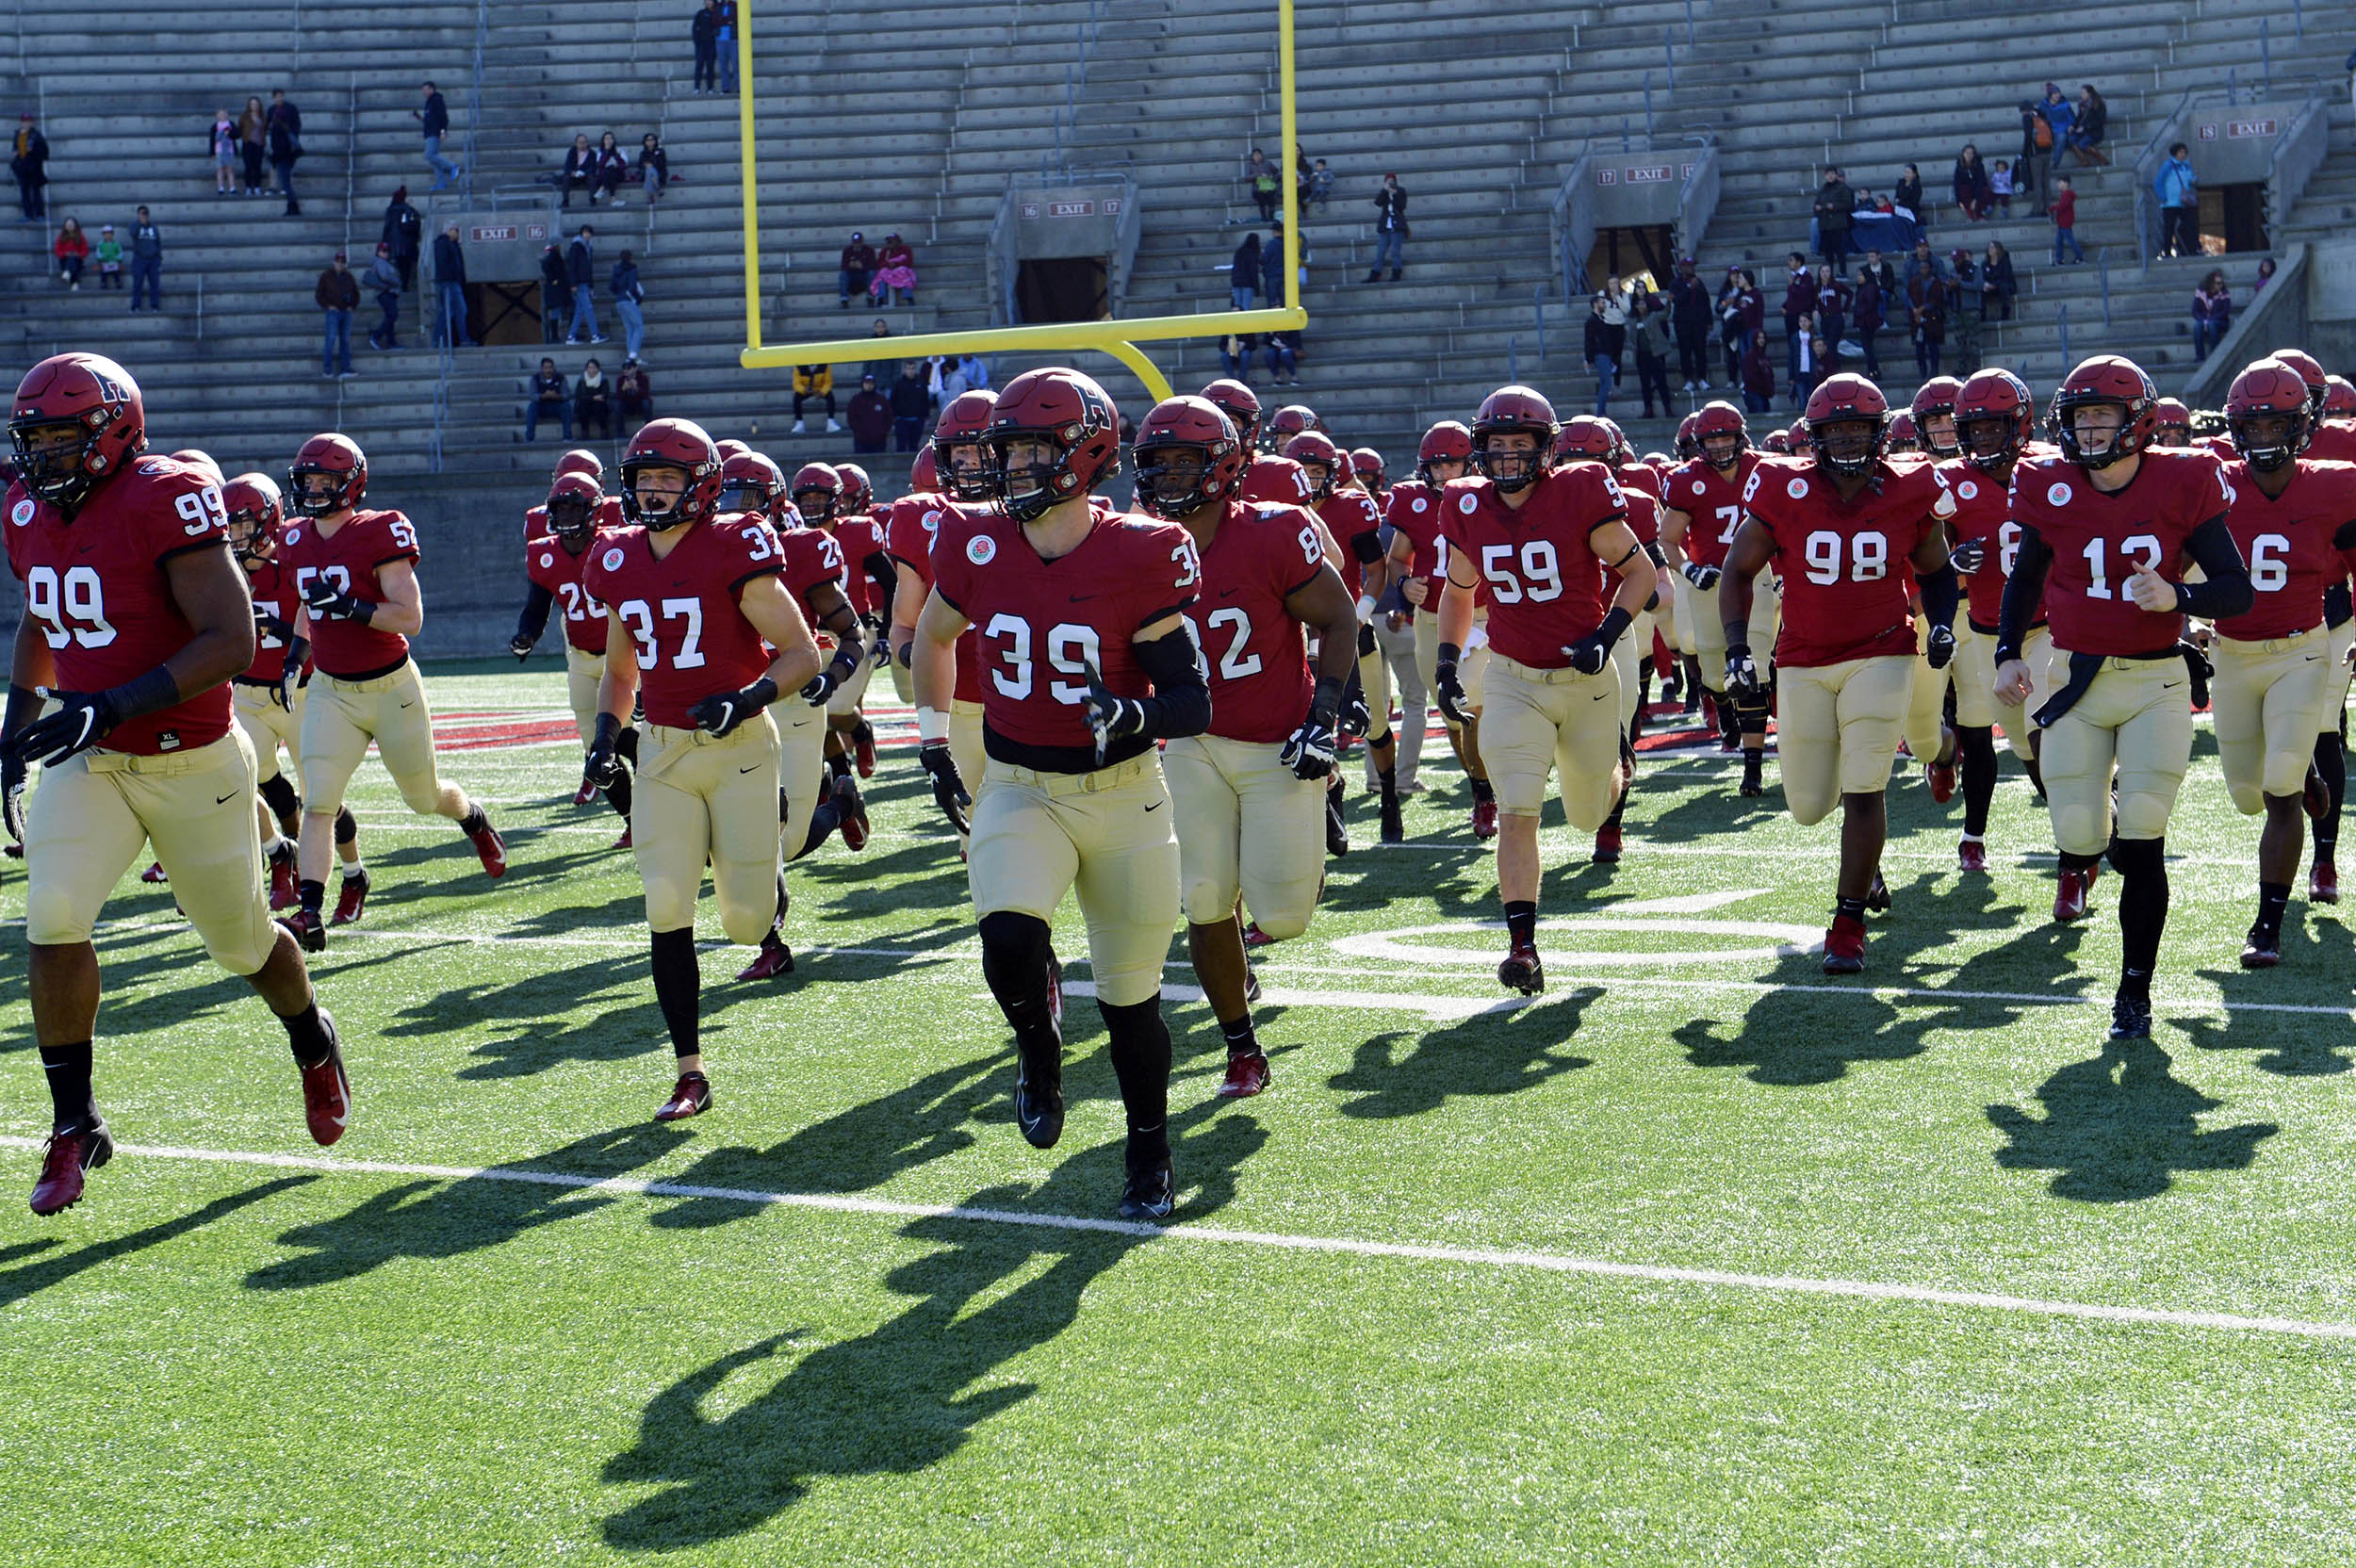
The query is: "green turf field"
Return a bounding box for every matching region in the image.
[7,659,2356,1566]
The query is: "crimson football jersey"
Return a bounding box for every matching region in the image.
[1238,453,1313,508]
[2305,424,2356,465]
[277,507,421,678]
[581,514,785,728]
[931,508,1199,760]
[1742,455,1954,668]
[525,495,625,542]
[1316,485,1383,596]
[1439,464,1627,669]
[1185,500,1327,744]
[1383,481,1446,612]
[1616,460,1663,501]
[1665,452,1759,569]
[1936,451,2048,632]
[2007,447,2233,657]
[4,455,234,754]
[242,554,311,684]
[2213,459,2356,641]
[885,490,983,705]
[525,532,613,655]
[771,520,846,633]
[826,512,889,617]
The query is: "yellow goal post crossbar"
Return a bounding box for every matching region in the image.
[732,0,1306,402]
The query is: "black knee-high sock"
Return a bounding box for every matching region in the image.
[978,911,1060,1056]
[2315,729,2345,861]
[39,1041,95,1132]
[1100,996,1171,1151]
[1957,725,1998,836]
[1681,653,1705,701]
[649,926,699,1058]
[2107,837,2168,1000]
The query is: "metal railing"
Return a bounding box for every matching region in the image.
[1551,134,1717,315]
[1046,0,1108,180]
[2132,85,2328,270]
[465,0,487,209]
[2180,242,2311,405]
[341,72,356,259]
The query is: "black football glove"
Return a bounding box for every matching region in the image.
[1435,660,1473,726]
[1563,633,1613,677]
[1080,661,1144,765]
[255,609,296,645]
[686,676,779,739]
[582,712,623,791]
[1279,716,1337,780]
[2178,639,2214,710]
[1924,624,1957,671]
[508,631,535,661]
[6,687,123,768]
[801,651,857,707]
[1947,539,1986,575]
[302,578,373,624]
[1680,562,1722,590]
[871,626,892,668]
[1339,683,1371,739]
[919,740,971,835]
[1724,642,1761,696]
[1,749,25,847]
[1355,621,1379,658]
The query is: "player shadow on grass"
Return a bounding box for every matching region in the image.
[2179,994,2354,1078]
[383,955,670,1080]
[1328,990,1598,1119]
[1986,1038,2278,1202]
[0,1178,312,1311]
[1676,986,1989,1086]
[241,1122,689,1290]
[599,1102,1267,1550]
[1638,775,1787,842]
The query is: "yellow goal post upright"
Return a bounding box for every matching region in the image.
[732,0,1306,403]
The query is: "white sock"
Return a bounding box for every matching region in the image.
[341,858,367,878]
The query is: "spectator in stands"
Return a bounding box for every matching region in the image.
[839,231,875,307]
[2039,84,2073,164]
[317,251,359,379]
[238,97,268,195]
[1219,332,1252,382]
[1264,329,1300,387]
[561,134,597,208]
[1780,252,1812,385]
[1904,238,1944,289]
[434,220,469,347]
[612,248,646,361]
[128,207,162,311]
[267,90,302,216]
[382,186,423,291]
[793,365,837,433]
[1718,266,1762,385]
[1851,261,1884,380]
[1260,219,1287,308]
[847,373,892,454]
[1630,291,1673,417]
[94,224,122,292]
[366,241,402,350]
[2155,142,2199,258]
[1739,328,1775,416]
[1308,158,1333,212]
[1979,239,2017,322]
[1230,231,1261,310]
[861,318,897,385]
[1988,158,2015,218]
[872,233,917,304]
[1952,144,1992,220]
[1792,312,1826,407]
[618,357,653,429]
[525,358,571,442]
[538,243,571,344]
[1246,149,1277,222]
[211,107,237,196]
[1907,269,1947,378]
[1670,256,1712,391]
[1584,293,1625,416]
[717,1,739,94]
[1812,166,1855,263]
[417,82,461,191]
[565,224,604,345]
[1948,249,1984,368]
[11,112,48,220]
[594,133,630,206]
[1858,247,1897,299]
[1891,163,1923,223]
[52,218,87,290]
[2254,256,2277,294]
[1812,265,1849,373]
[638,133,669,202]
[890,360,934,451]
[1597,273,1631,325]
[575,358,614,441]
[2068,85,2108,166]
[2051,174,2083,264]
[692,0,720,93]
[2019,99,2053,213]
[2191,270,2231,363]
[1368,173,1407,282]
[1293,145,1312,212]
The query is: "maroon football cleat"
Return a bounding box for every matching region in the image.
[1497,940,1544,995]
[573,778,599,808]
[854,725,876,778]
[1864,874,1892,914]
[139,861,167,884]
[833,775,869,852]
[2240,924,2282,970]
[331,868,370,926]
[1926,755,1955,804]
[1471,797,1499,841]
[735,933,794,981]
[1241,922,1277,949]
[1821,913,1867,974]
[268,844,299,910]
[2313,859,2339,905]
[655,1070,711,1122]
[1957,837,1988,873]
[284,908,326,953]
[1593,824,1623,864]
[2053,867,2093,923]
[614,826,633,851]
[466,814,507,878]
[29,1119,112,1216]
[1217,1052,1270,1099]
[299,1012,351,1147]
[2305,763,2332,822]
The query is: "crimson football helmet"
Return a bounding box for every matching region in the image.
[1763,430,1792,454]
[2325,376,2356,422]
[9,351,146,510]
[910,445,940,494]
[1910,376,1964,457]
[2225,359,2313,472]
[1350,447,1385,491]
[1268,403,1321,454]
[714,437,752,463]
[547,469,606,541]
[835,462,874,515]
[2269,348,2330,416]
[1201,378,1264,449]
[553,448,604,482]
[1595,416,1631,464]
[222,472,285,563]
[2050,354,2158,469]
[1693,400,1746,466]
[1283,430,1346,500]
[1553,415,1616,463]
[2151,398,2194,448]
[932,389,999,503]
[1955,368,2037,472]
[790,461,843,524]
[171,449,224,486]
[1470,385,1558,494]
[288,433,368,517]
[1675,410,1701,461]
[987,367,1121,522]
[1802,374,1890,478]
[1416,420,1473,483]
[1885,412,1919,453]
[619,416,724,531]
[1132,395,1246,518]
[718,452,788,525]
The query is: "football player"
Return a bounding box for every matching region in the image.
[785,462,875,847]
[1661,400,1777,792]
[889,394,997,849]
[1910,376,1963,460]
[278,433,506,948]
[581,419,822,1118]
[1286,427,1402,843]
[1350,447,1387,498]
[512,468,634,840]
[2151,400,2195,449]
[2209,360,2356,966]
[3,353,347,1215]
[1722,375,1960,973]
[1438,386,1653,995]
[1139,396,1356,1097]
[1201,378,1314,512]
[910,368,1209,1221]
[525,449,622,541]
[1997,355,2253,1038]
[1381,420,1497,836]
[1883,414,1917,455]
[1943,369,2051,869]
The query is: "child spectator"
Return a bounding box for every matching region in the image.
[52,217,87,289]
[2051,175,2083,265]
[210,107,237,195]
[1309,158,1333,211]
[1989,159,2015,217]
[94,223,123,291]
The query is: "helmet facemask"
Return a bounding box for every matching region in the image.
[2231,407,2307,473]
[548,491,599,542]
[1810,416,1884,479]
[2054,398,2140,470]
[286,465,348,518]
[623,461,695,531]
[941,441,997,503]
[1133,441,1218,519]
[1475,431,1546,494]
[8,416,99,510]
[990,432,1072,523]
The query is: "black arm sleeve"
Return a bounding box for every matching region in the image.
[862,550,896,626]
[2176,514,2254,622]
[1994,523,2052,662]
[1130,626,1211,743]
[1349,530,1384,565]
[1914,562,1960,631]
[515,581,555,645]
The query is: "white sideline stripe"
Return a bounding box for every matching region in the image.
[6,1135,2350,1344]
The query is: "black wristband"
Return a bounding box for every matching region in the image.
[1592,606,1633,649]
[349,598,378,626]
[741,675,780,710]
[101,666,183,723]
[592,711,623,750]
[285,635,311,673]
[1992,641,2021,666]
[1436,641,1463,672]
[1306,673,1346,728]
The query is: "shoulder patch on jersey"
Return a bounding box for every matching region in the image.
[10,498,33,527]
[2047,482,2072,506]
[538,552,554,568]
[1956,480,1978,501]
[1411,496,1429,513]
[286,526,303,546]
[1691,480,1707,496]
[922,508,942,532]
[1456,492,1478,514]
[1786,477,1809,499]
[966,534,997,565]
[601,546,625,571]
